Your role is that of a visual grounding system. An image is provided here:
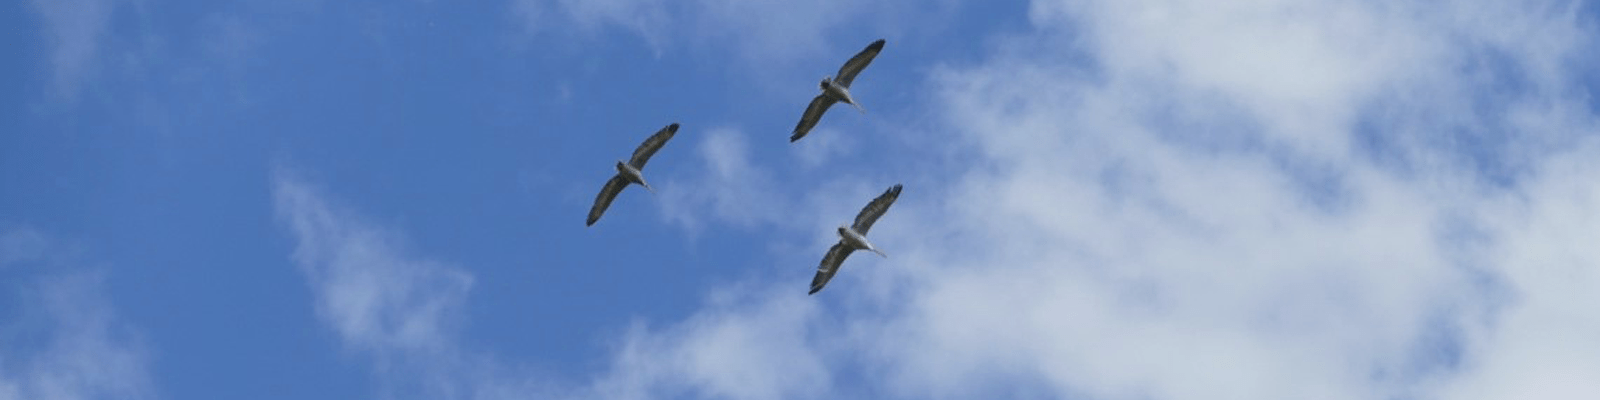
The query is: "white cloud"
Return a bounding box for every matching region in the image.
[26,0,125,101]
[510,0,960,67]
[272,172,577,400]
[509,0,671,52]
[0,230,154,400]
[657,128,788,233]
[790,128,855,170]
[0,228,49,267]
[583,292,831,400]
[271,172,478,392]
[1437,147,1600,400]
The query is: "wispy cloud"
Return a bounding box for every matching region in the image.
[657,128,788,233]
[510,0,961,66]
[790,128,855,170]
[271,172,478,395]
[271,171,567,400]
[0,229,49,267]
[0,228,154,400]
[583,292,830,400]
[26,0,124,102]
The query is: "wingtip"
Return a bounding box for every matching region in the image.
[808,286,821,295]
[790,133,803,142]
[869,38,886,49]
[667,122,680,131]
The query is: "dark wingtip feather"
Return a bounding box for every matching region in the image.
[667,122,680,132]
[809,285,822,295]
[790,132,804,142]
[869,39,886,50]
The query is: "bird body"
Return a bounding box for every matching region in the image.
[838,225,885,257]
[821,78,864,114]
[615,160,653,193]
[809,184,902,294]
[791,39,885,142]
[587,123,679,226]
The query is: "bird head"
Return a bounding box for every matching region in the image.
[819,76,833,90]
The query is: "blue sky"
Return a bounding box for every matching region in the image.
[5,0,1600,399]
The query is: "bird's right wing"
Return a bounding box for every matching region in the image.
[587,175,629,226]
[851,184,903,234]
[809,242,856,295]
[834,39,885,88]
[628,123,680,169]
[791,95,836,142]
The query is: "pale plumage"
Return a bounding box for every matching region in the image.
[809,184,902,295]
[587,123,679,226]
[791,39,885,143]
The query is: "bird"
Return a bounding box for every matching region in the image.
[587,122,679,226]
[809,184,902,295]
[791,39,886,143]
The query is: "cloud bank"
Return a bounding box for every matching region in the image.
[576,0,1600,399]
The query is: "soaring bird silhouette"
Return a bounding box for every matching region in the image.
[791,39,885,143]
[587,123,679,226]
[809,184,902,295]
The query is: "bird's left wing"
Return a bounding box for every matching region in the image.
[629,123,680,169]
[809,243,855,295]
[851,184,902,234]
[587,175,629,226]
[834,39,885,88]
[791,95,836,142]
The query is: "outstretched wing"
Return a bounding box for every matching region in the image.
[809,242,856,295]
[834,39,885,88]
[586,175,629,226]
[791,95,836,142]
[851,184,902,235]
[628,123,680,169]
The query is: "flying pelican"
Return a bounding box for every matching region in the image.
[587,123,679,226]
[809,184,902,295]
[791,39,886,143]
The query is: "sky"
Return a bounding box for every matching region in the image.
[3,0,1600,399]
